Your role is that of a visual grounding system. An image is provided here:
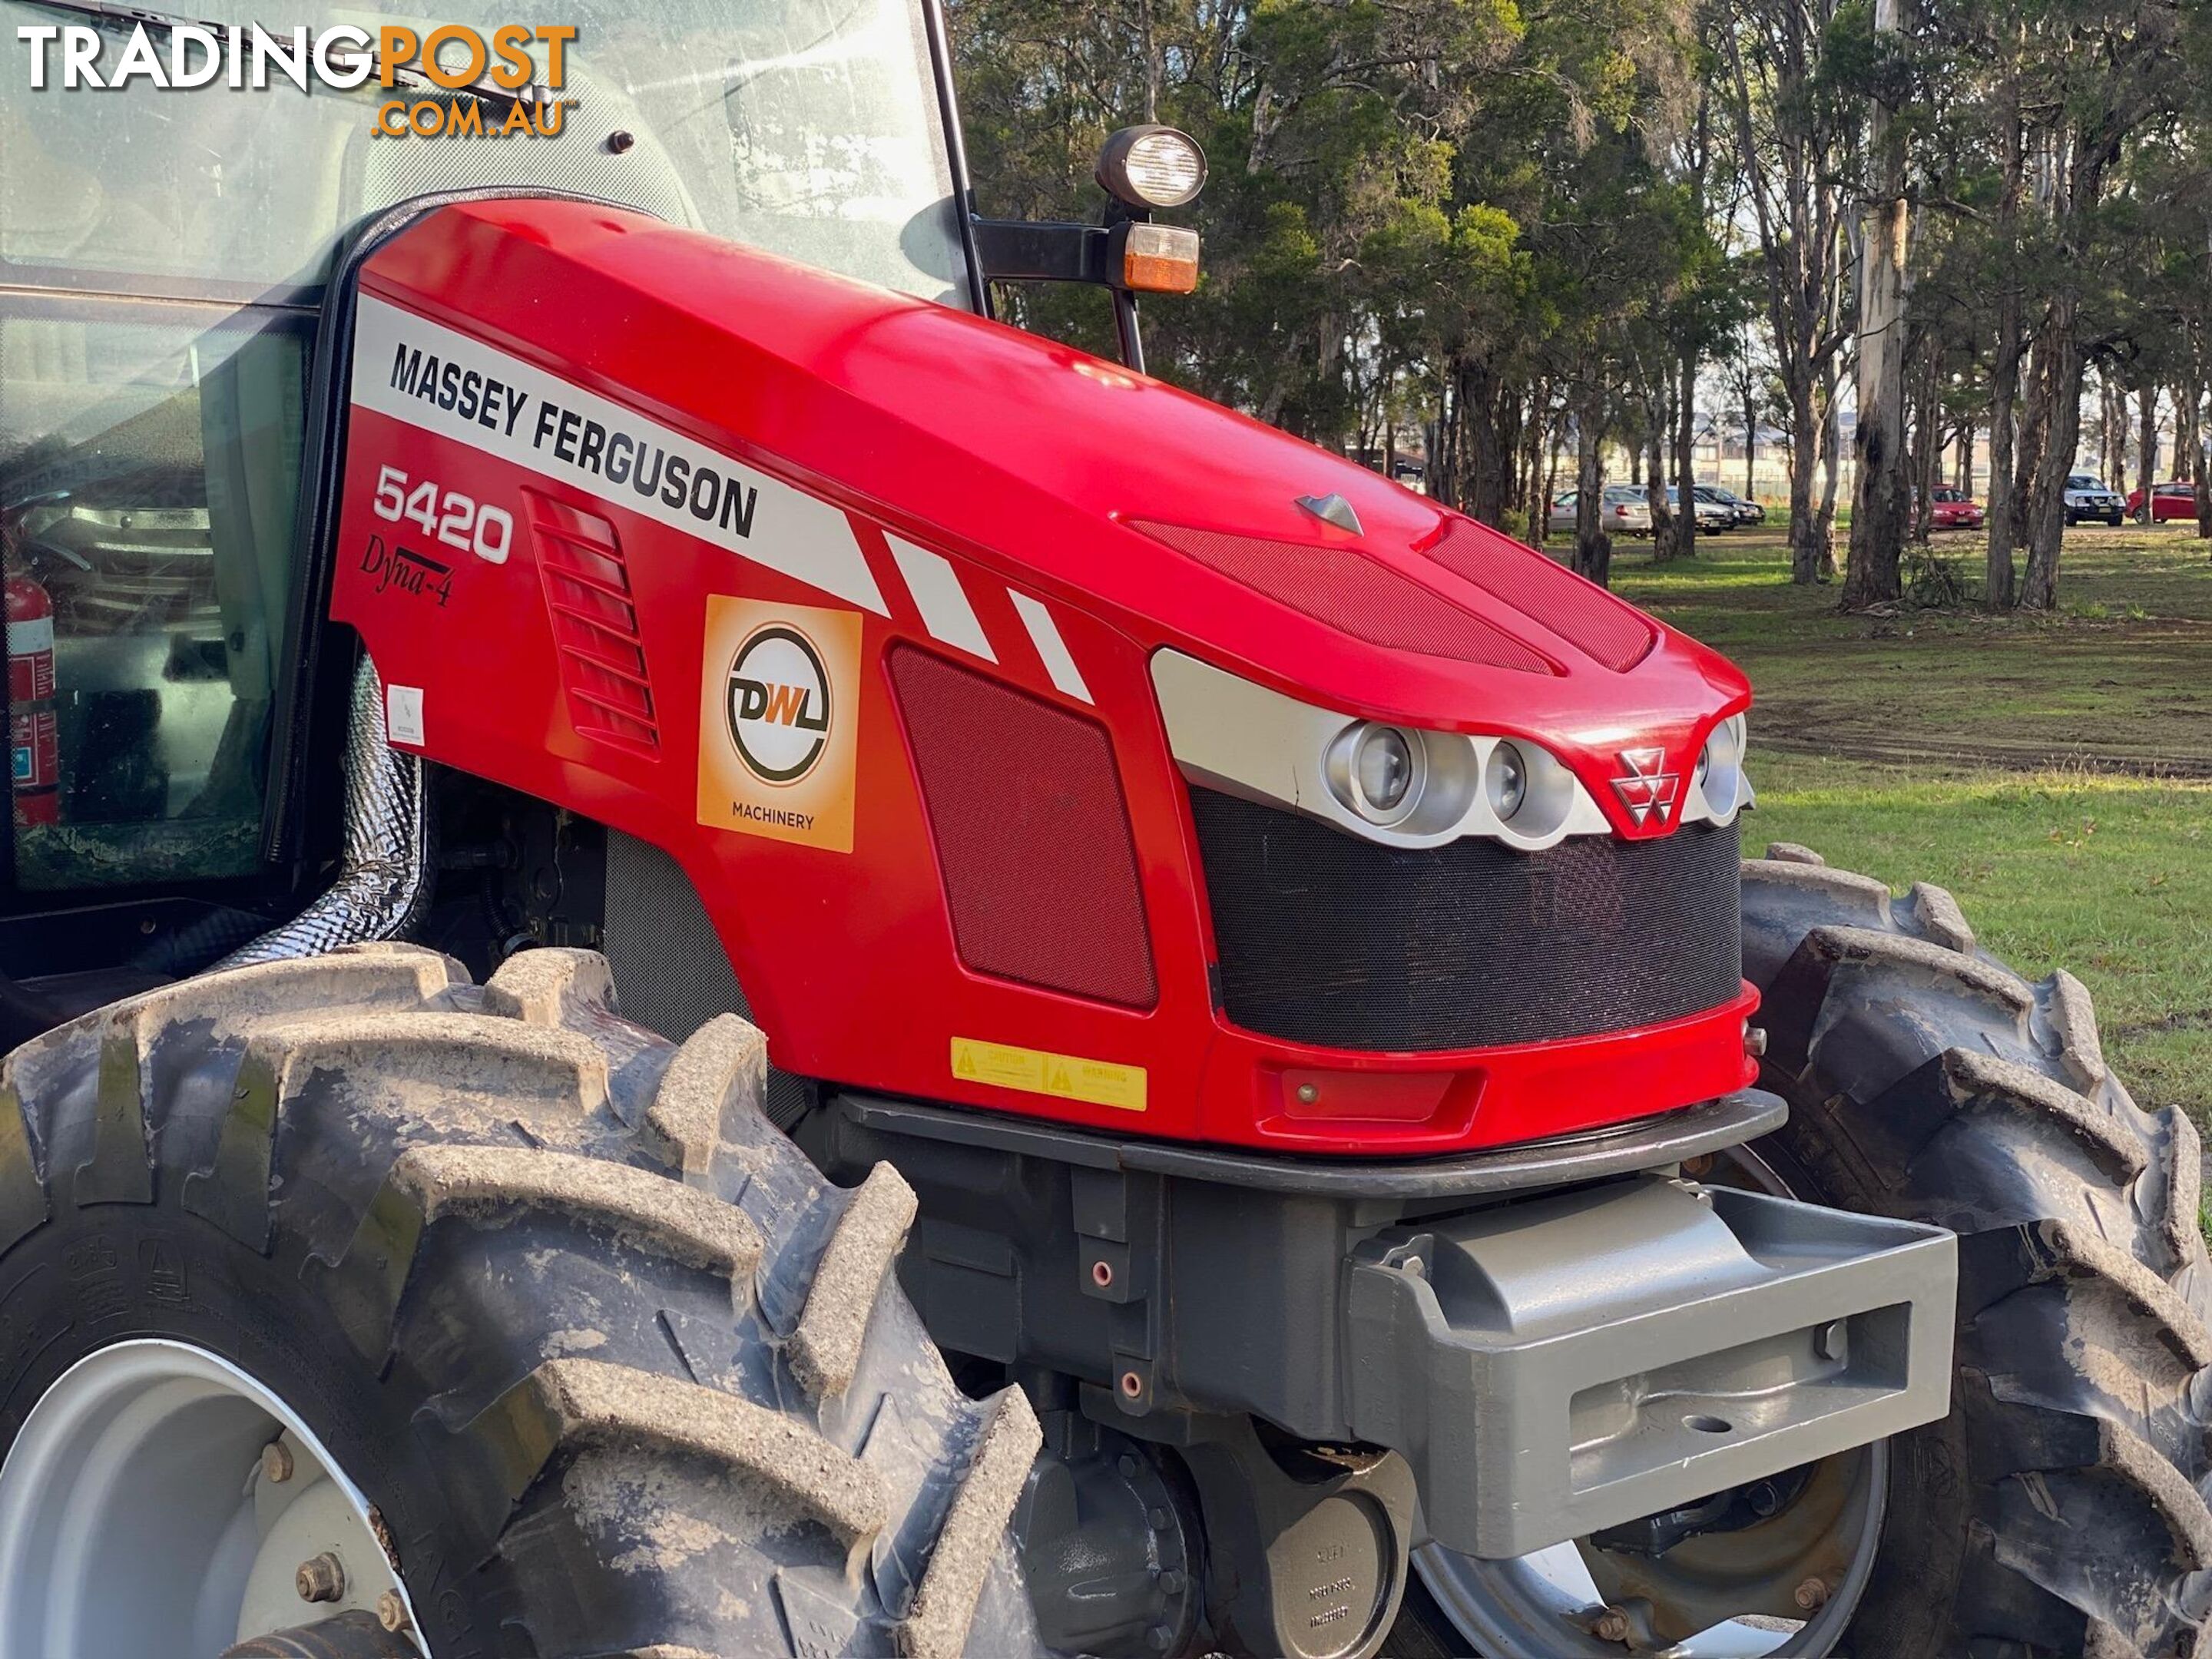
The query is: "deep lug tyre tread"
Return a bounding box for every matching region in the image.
[0,943,1042,1658]
[1744,853,2212,1658]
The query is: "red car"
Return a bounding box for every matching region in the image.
[1929,485,1985,529]
[2127,481,2201,522]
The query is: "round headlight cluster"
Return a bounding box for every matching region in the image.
[1323,723,1580,843]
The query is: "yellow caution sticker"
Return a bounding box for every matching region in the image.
[951,1036,1147,1113]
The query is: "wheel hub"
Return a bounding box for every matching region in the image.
[0,1340,423,1659]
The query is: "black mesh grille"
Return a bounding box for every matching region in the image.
[1190,790,1742,1051]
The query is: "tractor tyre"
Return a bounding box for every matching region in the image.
[0,944,1045,1659]
[1734,846,2210,1657]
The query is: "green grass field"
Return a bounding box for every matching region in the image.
[1594,523,2212,1124]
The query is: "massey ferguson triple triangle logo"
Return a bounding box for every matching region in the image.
[1611,747,1679,826]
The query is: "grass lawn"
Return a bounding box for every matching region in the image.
[1586,522,2212,1125]
[1610,523,2212,773]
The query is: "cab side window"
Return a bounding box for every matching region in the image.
[2,300,310,892]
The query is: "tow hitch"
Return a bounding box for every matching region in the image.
[1344,1174,1955,1559]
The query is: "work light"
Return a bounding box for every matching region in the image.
[1096,125,1208,210]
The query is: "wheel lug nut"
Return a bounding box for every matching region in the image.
[1794,1575,1830,1611]
[296,1551,346,1603]
[260,1440,294,1484]
[377,1589,412,1633]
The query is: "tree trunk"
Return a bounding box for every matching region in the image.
[1816,362,1843,581]
[1674,353,1699,561]
[1986,304,2022,607]
[1541,426,1566,551]
[2195,376,2211,540]
[1787,381,1822,582]
[1646,397,1674,558]
[1909,345,1939,543]
[1743,381,1758,501]
[2020,296,2083,609]
[2014,336,2050,540]
[2138,388,2160,518]
[2102,373,2126,488]
[1844,0,1910,612]
[1462,359,1498,524]
[1572,391,1611,585]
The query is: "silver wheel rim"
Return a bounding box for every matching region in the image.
[0,1339,426,1658]
[1412,1145,1890,1657]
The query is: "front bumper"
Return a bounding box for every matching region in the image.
[1343,1173,1955,1558]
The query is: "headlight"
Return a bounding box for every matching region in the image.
[1328,721,1426,825]
[1355,726,1416,812]
[1486,742,1528,820]
[1695,714,1748,822]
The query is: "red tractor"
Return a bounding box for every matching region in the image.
[0,7,2203,1657]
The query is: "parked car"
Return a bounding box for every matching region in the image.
[2064,473,2127,525]
[2126,480,2200,522]
[1548,485,1653,537]
[1697,484,1765,526]
[1928,485,1985,530]
[1666,486,1735,532]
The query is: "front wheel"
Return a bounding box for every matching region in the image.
[1386,848,2210,1657]
[0,945,1045,1659]
[1735,847,2209,1656]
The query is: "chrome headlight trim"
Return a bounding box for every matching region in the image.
[1679,713,1751,827]
[1151,650,1612,852]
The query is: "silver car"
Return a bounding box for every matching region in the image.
[1548,485,1652,537]
[2064,473,2126,526]
[1667,487,1735,532]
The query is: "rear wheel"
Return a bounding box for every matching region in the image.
[1387,846,2210,1657]
[0,945,1045,1659]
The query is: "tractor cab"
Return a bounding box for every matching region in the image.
[0,0,978,1009]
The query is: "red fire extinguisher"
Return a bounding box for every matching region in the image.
[8,572,58,828]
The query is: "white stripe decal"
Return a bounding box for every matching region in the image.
[1008,591,1091,704]
[349,295,888,615]
[884,534,995,661]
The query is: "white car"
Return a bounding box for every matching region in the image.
[1549,485,1652,537]
[2064,473,2126,526]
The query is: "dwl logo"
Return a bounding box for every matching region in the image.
[724,623,832,784]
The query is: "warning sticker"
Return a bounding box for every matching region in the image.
[697,597,861,851]
[951,1036,1147,1113]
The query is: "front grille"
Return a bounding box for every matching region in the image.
[1189,789,1742,1051]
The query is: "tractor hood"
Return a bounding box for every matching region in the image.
[361,200,1748,838]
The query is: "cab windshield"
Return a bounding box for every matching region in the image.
[0,0,970,303]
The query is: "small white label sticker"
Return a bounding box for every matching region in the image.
[386,684,426,747]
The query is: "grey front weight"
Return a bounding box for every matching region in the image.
[1345,1174,1956,1559]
